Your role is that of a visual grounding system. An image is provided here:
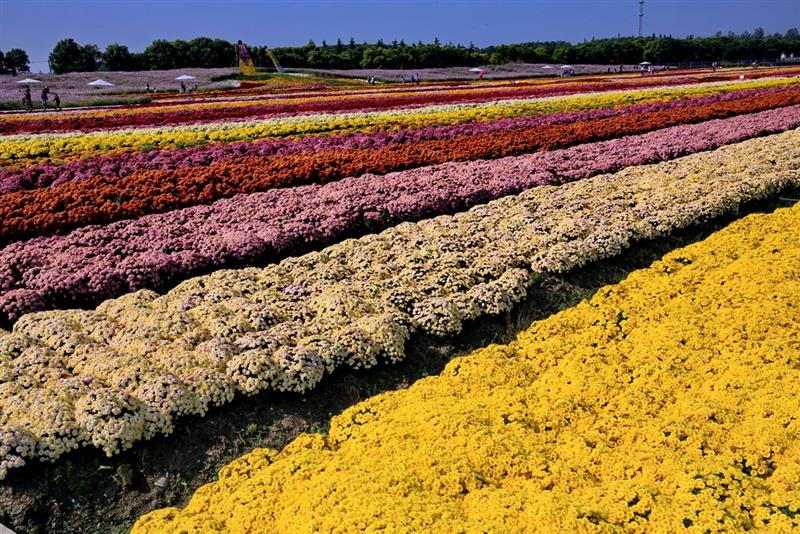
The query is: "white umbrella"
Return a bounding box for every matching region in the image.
[541,65,554,69]
[468,67,484,73]
[16,78,41,84]
[639,61,652,65]
[560,65,573,69]
[175,75,196,80]
[87,79,114,87]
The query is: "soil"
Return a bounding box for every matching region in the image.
[0,191,796,534]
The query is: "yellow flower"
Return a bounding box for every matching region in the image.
[134,202,800,533]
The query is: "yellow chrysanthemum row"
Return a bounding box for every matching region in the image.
[134,199,800,533]
[0,77,795,166]
[0,129,798,478]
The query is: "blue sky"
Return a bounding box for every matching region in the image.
[1,0,798,72]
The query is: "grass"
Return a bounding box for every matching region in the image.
[0,96,152,111]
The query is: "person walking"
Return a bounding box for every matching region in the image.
[22,86,33,112]
[52,92,61,111]
[40,85,49,111]
[180,81,187,93]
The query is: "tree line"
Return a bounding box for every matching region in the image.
[275,28,800,69]
[46,37,235,73]
[3,28,799,76]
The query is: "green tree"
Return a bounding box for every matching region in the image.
[186,37,233,68]
[49,39,98,73]
[171,40,192,68]
[79,44,101,71]
[643,38,681,62]
[4,48,30,75]
[360,46,388,68]
[103,43,135,71]
[143,39,177,70]
[49,39,81,73]
[552,45,575,64]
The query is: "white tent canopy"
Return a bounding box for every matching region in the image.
[175,74,196,80]
[16,78,41,84]
[87,79,114,87]
[560,65,573,69]
[541,65,554,69]
[639,61,652,65]
[468,67,484,73]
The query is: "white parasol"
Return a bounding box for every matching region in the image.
[175,75,196,80]
[87,79,114,87]
[16,78,41,84]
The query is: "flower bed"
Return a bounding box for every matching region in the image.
[3,88,799,243]
[0,130,797,478]
[1,105,800,321]
[1,76,795,169]
[0,84,790,195]
[0,76,724,134]
[133,201,800,533]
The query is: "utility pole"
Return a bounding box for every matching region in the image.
[638,0,645,37]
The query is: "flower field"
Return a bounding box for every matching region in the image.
[134,202,800,532]
[0,67,799,531]
[0,68,240,108]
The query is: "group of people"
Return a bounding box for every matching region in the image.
[398,74,421,84]
[21,85,60,112]
[144,82,198,94]
[179,81,199,93]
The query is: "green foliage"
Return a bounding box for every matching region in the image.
[0,95,149,111]
[4,48,30,75]
[49,38,100,74]
[143,39,177,70]
[188,37,235,68]
[102,43,137,71]
[43,26,800,75]
[271,29,800,69]
[142,37,234,70]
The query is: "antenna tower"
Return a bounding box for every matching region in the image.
[638,0,645,37]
